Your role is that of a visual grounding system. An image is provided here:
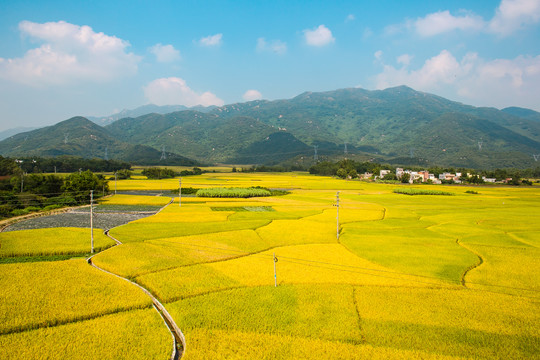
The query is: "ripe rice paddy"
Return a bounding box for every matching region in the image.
[1,173,539,359]
[0,227,114,257]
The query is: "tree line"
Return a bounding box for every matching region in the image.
[309,159,540,184]
[0,156,109,219]
[9,156,131,174]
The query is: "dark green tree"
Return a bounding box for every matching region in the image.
[400,173,411,183]
[62,170,108,204]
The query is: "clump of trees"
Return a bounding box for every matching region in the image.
[0,159,108,220]
[142,167,205,179]
[141,167,176,179]
[110,169,132,180]
[309,159,384,178]
[179,167,203,176]
[14,156,131,173]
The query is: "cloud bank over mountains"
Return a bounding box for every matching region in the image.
[0,0,538,130]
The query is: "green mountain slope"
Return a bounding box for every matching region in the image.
[501,107,540,122]
[1,86,539,169]
[0,117,198,165]
[106,111,299,163]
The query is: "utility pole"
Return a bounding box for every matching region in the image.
[273,253,278,287]
[334,191,340,240]
[20,174,24,193]
[114,171,117,195]
[90,190,94,254]
[179,178,182,207]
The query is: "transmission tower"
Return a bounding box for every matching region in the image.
[533,154,540,162]
[313,145,319,162]
[410,148,415,158]
[344,143,348,155]
[64,133,69,144]
[104,147,108,161]
[160,146,167,160]
[478,139,483,151]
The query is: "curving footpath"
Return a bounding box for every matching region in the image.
[88,197,186,360]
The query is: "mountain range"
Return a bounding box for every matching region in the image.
[1,86,539,169]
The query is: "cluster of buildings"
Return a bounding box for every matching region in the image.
[358,168,500,184]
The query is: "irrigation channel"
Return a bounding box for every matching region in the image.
[3,193,186,360]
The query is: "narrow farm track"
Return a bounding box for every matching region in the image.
[88,254,185,360]
[85,197,185,359]
[351,287,367,344]
[455,238,484,287]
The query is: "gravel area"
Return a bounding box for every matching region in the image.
[3,192,173,232]
[4,211,151,232]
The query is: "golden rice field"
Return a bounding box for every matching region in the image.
[1,172,539,359]
[0,259,152,334]
[0,227,114,257]
[0,308,171,360]
[98,194,172,206]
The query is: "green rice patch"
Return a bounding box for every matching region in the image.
[197,187,272,198]
[211,206,275,212]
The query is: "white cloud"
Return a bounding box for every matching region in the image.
[397,54,413,66]
[389,1,540,38]
[415,10,485,36]
[374,50,383,61]
[303,25,335,46]
[346,14,355,22]
[256,38,287,55]
[242,89,263,101]
[149,43,180,62]
[199,33,223,47]
[489,0,540,35]
[144,77,224,107]
[376,50,463,90]
[0,20,140,86]
[374,50,540,110]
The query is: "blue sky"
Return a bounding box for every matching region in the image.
[0,0,539,131]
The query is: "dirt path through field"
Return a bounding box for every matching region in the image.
[87,197,186,360]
